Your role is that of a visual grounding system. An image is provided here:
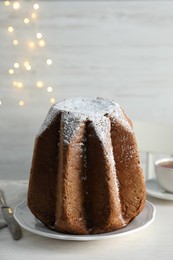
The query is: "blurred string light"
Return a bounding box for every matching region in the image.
[24,61,29,67]
[13,2,20,10]
[13,39,19,45]
[8,26,14,32]
[13,81,23,88]
[36,81,44,88]
[46,59,52,65]
[24,18,30,24]
[23,61,31,71]
[36,32,42,39]
[33,3,39,10]
[47,86,53,93]
[3,0,54,107]
[38,39,45,47]
[13,81,18,86]
[9,69,14,75]
[31,12,37,19]
[26,64,31,71]
[4,1,10,6]
[14,62,20,68]
[17,82,23,88]
[28,41,35,48]
[50,97,56,104]
[19,100,25,106]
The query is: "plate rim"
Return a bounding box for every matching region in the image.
[14,200,155,241]
[146,178,173,201]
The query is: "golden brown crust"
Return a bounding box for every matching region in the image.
[110,117,146,224]
[86,120,125,234]
[28,112,61,227]
[55,113,88,234]
[28,98,146,235]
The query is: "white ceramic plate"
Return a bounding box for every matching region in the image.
[146,178,173,201]
[14,200,155,241]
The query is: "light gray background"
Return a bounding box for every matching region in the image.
[1,1,173,179]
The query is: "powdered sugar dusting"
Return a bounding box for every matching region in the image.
[90,116,126,225]
[90,116,115,165]
[39,97,133,138]
[61,111,86,145]
[38,105,60,135]
[55,97,119,117]
[55,97,132,131]
[110,106,132,133]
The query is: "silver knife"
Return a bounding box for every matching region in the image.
[0,190,22,240]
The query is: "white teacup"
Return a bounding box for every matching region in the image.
[155,158,173,193]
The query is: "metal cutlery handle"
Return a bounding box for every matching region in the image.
[0,190,22,240]
[2,207,22,240]
[0,190,7,207]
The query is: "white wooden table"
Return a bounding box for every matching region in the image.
[0,180,173,260]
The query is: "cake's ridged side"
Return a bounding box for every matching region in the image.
[86,118,125,234]
[55,112,88,234]
[27,98,146,235]
[110,112,146,224]
[27,111,61,227]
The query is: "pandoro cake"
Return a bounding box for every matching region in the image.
[28,97,146,235]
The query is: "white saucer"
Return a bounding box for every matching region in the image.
[14,200,155,241]
[146,178,173,201]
